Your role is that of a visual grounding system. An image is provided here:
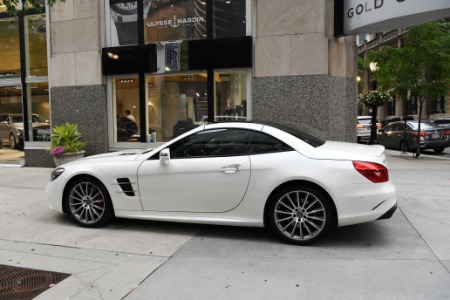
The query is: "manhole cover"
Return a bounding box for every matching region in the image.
[0,264,70,300]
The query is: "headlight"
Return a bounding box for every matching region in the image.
[50,168,65,181]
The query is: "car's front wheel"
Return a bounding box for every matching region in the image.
[9,134,16,149]
[268,185,332,245]
[64,177,114,227]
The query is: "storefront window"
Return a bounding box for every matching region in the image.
[212,0,246,39]
[26,82,50,142]
[0,17,20,78]
[113,76,141,142]
[25,14,48,77]
[145,0,206,43]
[147,73,207,142]
[214,70,247,119]
[109,0,143,46]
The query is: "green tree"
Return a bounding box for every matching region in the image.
[0,0,64,15]
[368,20,450,157]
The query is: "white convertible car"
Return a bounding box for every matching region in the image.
[46,122,397,245]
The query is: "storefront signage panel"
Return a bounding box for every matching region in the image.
[343,0,450,34]
[145,0,206,43]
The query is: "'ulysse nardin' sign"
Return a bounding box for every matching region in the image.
[340,0,450,35]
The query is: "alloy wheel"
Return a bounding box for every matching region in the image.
[272,188,328,244]
[68,181,106,225]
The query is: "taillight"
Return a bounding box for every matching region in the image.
[356,125,364,129]
[376,123,381,128]
[411,131,427,138]
[353,161,389,183]
[444,130,450,136]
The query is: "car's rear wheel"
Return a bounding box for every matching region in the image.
[9,134,16,149]
[268,185,332,245]
[64,177,114,227]
[400,141,409,152]
[433,147,445,154]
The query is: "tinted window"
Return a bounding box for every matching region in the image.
[11,115,23,123]
[169,128,251,158]
[383,124,395,131]
[392,124,406,131]
[260,122,325,147]
[250,131,293,154]
[434,119,450,124]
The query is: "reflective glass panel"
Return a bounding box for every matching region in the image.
[214,70,247,120]
[113,76,140,142]
[109,1,141,46]
[26,82,50,142]
[0,17,20,78]
[147,73,207,142]
[25,14,48,77]
[145,0,206,43]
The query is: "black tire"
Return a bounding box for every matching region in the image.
[9,134,16,149]
[268,185,332,245]
[433,147,445,154]
[64,177,115,227]
[400,141,409,152]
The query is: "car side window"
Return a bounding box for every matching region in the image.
[169,128,252,159]
[393,124,405,131]
[383,124,394,132]
[249,131,293,154]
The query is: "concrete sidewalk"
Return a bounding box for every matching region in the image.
[0,150,449,299]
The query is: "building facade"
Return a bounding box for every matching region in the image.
[0,0,357,167]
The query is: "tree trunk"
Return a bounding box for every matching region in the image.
[368,104,378,145]
[415,99,424,158]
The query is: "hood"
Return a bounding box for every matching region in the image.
[301,141,386,162]
[60,149,152,167]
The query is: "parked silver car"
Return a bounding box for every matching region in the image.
[378,121,450,153]
[0,113,50,149]
[433,118,450,129]
[357,116,380,144]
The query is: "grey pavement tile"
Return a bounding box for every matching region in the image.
[127,256,450,300]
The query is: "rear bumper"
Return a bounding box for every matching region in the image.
[420,139,450,149]
[377,203,397,220]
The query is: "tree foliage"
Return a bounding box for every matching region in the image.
[0,0,64,15]
[368,20,450,103]
[367,20,450,156]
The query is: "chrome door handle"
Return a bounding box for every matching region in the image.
[220,164,241,173]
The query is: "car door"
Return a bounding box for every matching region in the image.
[137,128,252,213]
[378,124,395,148]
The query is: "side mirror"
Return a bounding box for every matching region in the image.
[159,148,170,165]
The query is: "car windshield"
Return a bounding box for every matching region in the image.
[11,115,23,123]
[262,122,325,147]
[407,121,440,130]
[32,114,46,123]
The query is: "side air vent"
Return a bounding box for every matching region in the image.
[116,178,135,196]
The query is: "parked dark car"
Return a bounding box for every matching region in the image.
[433,118,450,129]
[378,121,450,153]
[381,115,414,128]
